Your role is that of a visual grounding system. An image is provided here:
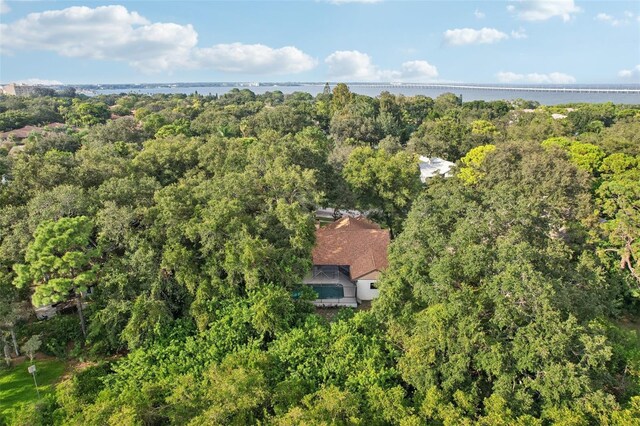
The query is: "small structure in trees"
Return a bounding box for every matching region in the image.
[418,156,455,182]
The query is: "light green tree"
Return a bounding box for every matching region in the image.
[457,144,496,185]
[21,334,42,362]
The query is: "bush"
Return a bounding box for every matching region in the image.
[7,394,58,426]
[17,315,83,359]
[55,362,113,418]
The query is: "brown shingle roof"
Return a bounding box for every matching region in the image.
[312,216,390,280]
[0,125,41,140]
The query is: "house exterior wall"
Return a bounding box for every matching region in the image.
[356,279,380,302]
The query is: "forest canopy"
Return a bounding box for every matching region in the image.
[1,87,640,425]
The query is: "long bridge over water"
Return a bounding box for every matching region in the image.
[348,83,640,94]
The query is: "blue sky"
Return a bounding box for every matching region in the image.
[0,0,639,84]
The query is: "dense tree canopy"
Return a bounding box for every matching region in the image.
[1,88,639,425]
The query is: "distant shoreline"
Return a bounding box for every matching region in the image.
[4,82,639,93]
[3,81,637,105]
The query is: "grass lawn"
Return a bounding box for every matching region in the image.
[0,358,66,421]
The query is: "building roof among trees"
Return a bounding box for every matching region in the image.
[312,216,390,280]
[419,156,455,181]
[0,125,42,140]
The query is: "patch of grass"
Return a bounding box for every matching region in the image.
[0,359,66,421]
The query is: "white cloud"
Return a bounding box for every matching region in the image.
[0,4,316,75]
[325,50,379,80]
[595,12,633,26]
[193,43,316,74]
[618,65,640,79]
[474,9,485,19]
[0,0,10,14]
[444,28,509,46]
[0,6,196,72]
[398,60,439,81]
[325,50,438,82]
[497,71,576,84]
[13,78,63,85]
[510,28,528,39]
[596,13,614,22]
[508,0,580,22]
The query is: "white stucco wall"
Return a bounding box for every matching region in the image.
[356,280,380,302]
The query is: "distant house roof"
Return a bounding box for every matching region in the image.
[312,216,390,280]
[0,125,42,140]
[0,123,71,141]
[419,156,455,182]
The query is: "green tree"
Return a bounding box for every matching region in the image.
[457,144,496,185]
[13,216,100,338]
[568,142,606,174]
[0,292,30,357]
[375,142,631,422]
[62,100,110,127]
[331,83,353,113]
[330,97,382,146]
[343,147,421,236]
[408,115,470,161]
[21,334,42,362]
[121,295,172,349]
[596,163,640,291]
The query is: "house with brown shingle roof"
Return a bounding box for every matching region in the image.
[303,216,390,307]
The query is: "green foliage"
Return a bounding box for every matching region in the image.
[54,362,112,422]
[16,315,82,359]
[457,144,496,185]
[408,115,471,161]
[343,147,421,236]
[470,119,498,136]
[595,161,640,292]
[568,103,616,134]
[21,335,41,362]
[1,91,639,425]
[375,142,634,421]
[248,284,297,338]
[541,136,573,150]
[330,96,382,146]
[331,83,353,113]
[568,142,606,174]
[121,295,173,349]
[62,100,110,127]
[13,216,99,306]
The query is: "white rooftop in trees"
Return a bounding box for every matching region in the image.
[419,156,455,182]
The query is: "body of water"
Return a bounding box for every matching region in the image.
[92,83,640,105]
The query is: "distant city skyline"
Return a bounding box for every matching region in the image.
[1,0,639,84]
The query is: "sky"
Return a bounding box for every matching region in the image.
[0,0,639,84]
